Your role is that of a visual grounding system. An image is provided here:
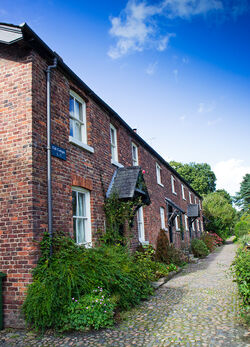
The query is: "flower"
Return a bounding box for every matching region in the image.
[142,170,146,174]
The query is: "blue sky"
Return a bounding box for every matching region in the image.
[1,0,250,195]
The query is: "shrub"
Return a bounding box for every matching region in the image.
[209,232,224,246]
[201,233,216,252]
[155,229,186,266]
[135,243,177,280]
[191,239,209,258]
[231,236,250,323]
[234,214,250,240]
[62,288,117,331]
[22,232,153,331]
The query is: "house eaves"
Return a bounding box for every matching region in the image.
[0,22,202,200]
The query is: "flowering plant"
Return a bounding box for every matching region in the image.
[62,287,117,331]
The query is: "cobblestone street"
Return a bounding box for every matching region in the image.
[0,242,249,346]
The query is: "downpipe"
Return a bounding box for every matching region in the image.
[46,58,57,257]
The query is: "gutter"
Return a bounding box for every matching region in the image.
[46,58,57,257]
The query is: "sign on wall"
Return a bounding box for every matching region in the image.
[51,144,66,161]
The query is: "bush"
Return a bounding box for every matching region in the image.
[234,214,250,240]
[22,232,153,331]
[135,243,177,280]
[201,233,216,252]
[231,236,250,323]
[191,239,209,258]
[155,229,186,266]
[62,288,117,331]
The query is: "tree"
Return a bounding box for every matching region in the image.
[203,192,237,239]
[234,173,250,214]
[169,161,216,196]
[216,189,233,205]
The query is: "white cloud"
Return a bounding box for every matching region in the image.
[108,0,248,59]
[179,115,186,121]
[146,61,158,75]
[173,68,178,82]
[182,56,189,64]
[198,102,215,114]
[213,159,250,196]
[207,117,222,126]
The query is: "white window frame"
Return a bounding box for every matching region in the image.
[160,207,166,230]
[184,215,188,231]
[131,142,139,166]
[137,206,145,243]
[110,124,123,167]
[189,191,192,204]
[72,187,92,246]
[197,219,200,231]
[175,215,180,231]
[194,197,197,204]
[181,184,186,200]
[171,175,177,195]
[156,163,163,186]
[69,91,94,153]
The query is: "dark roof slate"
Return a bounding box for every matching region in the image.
[107,167,141,199]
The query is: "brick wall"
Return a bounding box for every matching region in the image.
[0,43,203,327]
[0,44,34,327]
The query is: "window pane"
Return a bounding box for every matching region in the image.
[77,219,86,244]
[69,96,74,117]
[73,218,77,240]
[72,191,77,216]
[75,121,82,141]
[70,118,74,137]
[110,128,115,145]
[75,99,80,120]
[111,144,115,160]
[78,192,86,217]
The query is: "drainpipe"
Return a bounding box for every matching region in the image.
[46,58,57,257]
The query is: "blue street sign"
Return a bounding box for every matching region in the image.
[51,144,66,161]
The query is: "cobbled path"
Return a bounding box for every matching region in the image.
[0,241,249,346]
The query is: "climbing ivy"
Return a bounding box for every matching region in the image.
[102,192,143,245]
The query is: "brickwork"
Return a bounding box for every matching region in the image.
[0,41,203,327]
[0,44,34,327]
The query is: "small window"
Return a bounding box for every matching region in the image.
[160,207,166,229]
[156,163,163,186]
[194,197,197,204]
[110,124,118,163]
[69,91,87,144]
[137,206,145,242]
[184,215,188,231]
[171,176,177,194]
[72,187,91,245]
[175,215,180,230]
[197,219,200,231]
[132,142,139,166]
[199,200,201,209]
[181,184,186,200]
[189,191,192,204]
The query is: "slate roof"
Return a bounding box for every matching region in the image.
[107,167,150,204]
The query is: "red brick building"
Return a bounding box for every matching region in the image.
[0,22,203,327]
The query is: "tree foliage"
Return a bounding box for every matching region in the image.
[203,192,237,239]
[234,173,250,214]
[169,161,216,196]
[216,189,233,205]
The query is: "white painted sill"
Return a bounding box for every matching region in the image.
[157,182,164,187]
[172,191,177,196]
[111,159,124,168]
[69,136,94,154]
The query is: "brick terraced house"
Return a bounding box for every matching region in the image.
[0,22,203,327]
